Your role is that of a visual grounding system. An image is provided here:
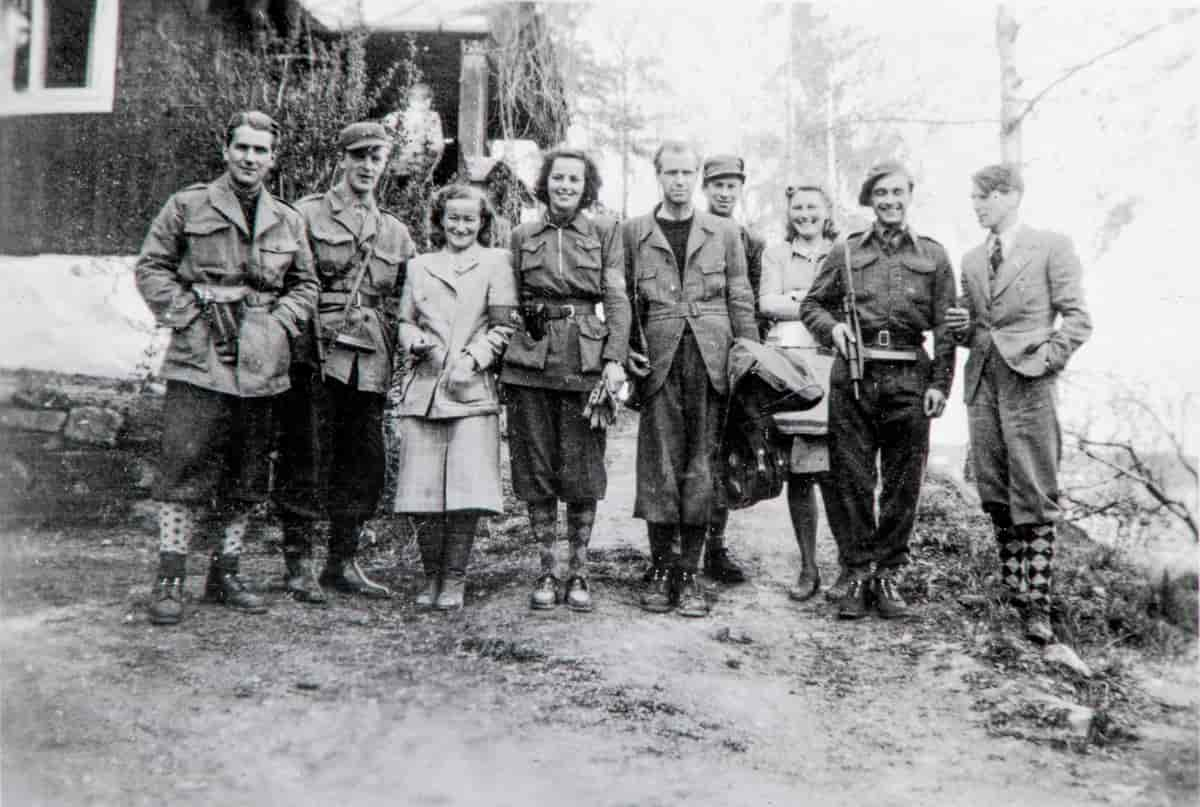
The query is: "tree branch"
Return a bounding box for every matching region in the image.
[1073,441,1198,540]
[1012,10,1199,128]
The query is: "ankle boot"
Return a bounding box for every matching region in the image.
[435,574,465,610]
[415,575,440,609]
[321,519,391,598]
[205,554,267,613]
[148,550,188,625]
[284,553,327,604]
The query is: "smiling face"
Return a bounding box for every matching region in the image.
[546,156,587,217]
[869,172,911,227]
[703,176,743,217]
[340,145,390,197]
[657,149,699,207]
[223,125,275,190]
[442,197,483,252]
[971,183,1021,234]
[788,189,829,241]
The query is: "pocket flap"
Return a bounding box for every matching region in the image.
[900,256,935,274]
[184,219,232,236]
[850,251,879,270]
[260,236,299,254]
[372,244,403,264]
[576,316,610,340]
[699,259,726,274]
[310,223,354,245]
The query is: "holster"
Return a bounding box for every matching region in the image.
[521,303,548,342]
[195,285,251,366]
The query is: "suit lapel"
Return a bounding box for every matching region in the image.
[991,225,1034,300]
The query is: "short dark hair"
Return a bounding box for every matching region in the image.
[534,149,602,211]
[652,140,700,173]
[224,110,280,147]
[428,184,495,249]
[784,183,839,242]
[972,163,1024,195]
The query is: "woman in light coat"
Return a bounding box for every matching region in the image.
[391,184,518,610]
[758,182,838,602]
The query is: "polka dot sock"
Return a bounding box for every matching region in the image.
[220,508,253,557]
[157,502,195,555]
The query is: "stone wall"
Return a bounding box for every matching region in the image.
[0,370,163,525]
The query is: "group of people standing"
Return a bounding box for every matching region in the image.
[135,110,1091,646]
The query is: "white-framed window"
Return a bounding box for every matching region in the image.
[0,0,120,116]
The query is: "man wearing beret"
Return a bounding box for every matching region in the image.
[946,163,1091,643]
[699,153,765,584]
[800,161,956,620]
[136,110,319,625]
[623,141,759,617]
[273,121,416,601]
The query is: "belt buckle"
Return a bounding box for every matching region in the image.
[562,304,575,318]
[687,302,701,316]
[877,329,891,348]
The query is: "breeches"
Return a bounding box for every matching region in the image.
[506,384,607,503]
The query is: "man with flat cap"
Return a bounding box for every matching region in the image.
[274,121,416,601]
[699,153,765,584]
[947,163,1091,643]
[623,140,759,617]
[801,160,956,620]
[137,110,318,626]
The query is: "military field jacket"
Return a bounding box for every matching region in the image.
[295,185,415,393]
[501,211,632,391]
[135,173,318,397]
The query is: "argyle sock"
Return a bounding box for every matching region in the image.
[529,500,559,576]
[1025,524,1055,614]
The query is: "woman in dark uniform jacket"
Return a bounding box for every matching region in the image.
[501,149,632,612]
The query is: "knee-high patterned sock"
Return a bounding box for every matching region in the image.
[220,507,253,558]
[565,502,596,574]
[996,527,1025,594]
[528,500,559,576]
[158,502,195,555]
[1025,525,1055,613]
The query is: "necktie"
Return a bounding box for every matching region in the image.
[989,238,1003,277]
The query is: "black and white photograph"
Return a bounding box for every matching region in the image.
[0,1,1196,804]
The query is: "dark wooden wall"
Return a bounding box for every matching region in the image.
[0,0,255,256]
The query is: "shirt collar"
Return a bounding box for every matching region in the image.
[532,209,589,236]
[866,220,913,247]
[988,216,1021,256]
[790,237,832,261]
[331,181,377,213]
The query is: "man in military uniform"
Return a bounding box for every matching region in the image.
[699,153,766,584]
[136,110,318,626]
[624,141,759,617]
[947,163,1091,643]
[274,121,416,601]
[800,161,955,620]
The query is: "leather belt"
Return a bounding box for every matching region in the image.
[320,290,382,309]
[192,283,277,306]
[862,347,919,362]
[860,328,922,349]
[646,301,728,321]
[524,298,598,319]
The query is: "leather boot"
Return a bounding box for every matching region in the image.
[148,551,186,625]
[703,541,747,584]
[675,570,709,618]
[435,573,465,610]
[415,575,440,610]
[321,519,391,598]
[284,553,327,604]
[564,575,593,612]
[873,567,910,619]
[529,574,561,610]
[204,554,267,613]
[836,568,872,620]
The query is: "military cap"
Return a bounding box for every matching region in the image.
[338,121,392,152]
[858,160,914,206]
[702,154,746,183]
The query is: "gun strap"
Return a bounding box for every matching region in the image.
[340,227,376,320]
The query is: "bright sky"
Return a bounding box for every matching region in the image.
[564,1,1199,447]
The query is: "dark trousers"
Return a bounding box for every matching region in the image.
[155,381,274,508]
[275,365,386,528]
[634,329,725,526]
[824,358,930,570]
[506,385,607,503]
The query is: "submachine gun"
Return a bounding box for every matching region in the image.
[840,239,866,400]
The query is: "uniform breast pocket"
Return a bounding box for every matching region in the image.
[573,236,603,272]
[183,219,233,269]
[258,236,300,288]
[698,254,727,299]
[900,256,935,305]
[369,244,403,293]
[310,228,354,279]
[519,239,548,272]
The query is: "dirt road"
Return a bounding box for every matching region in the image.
[2,420,1196,806]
